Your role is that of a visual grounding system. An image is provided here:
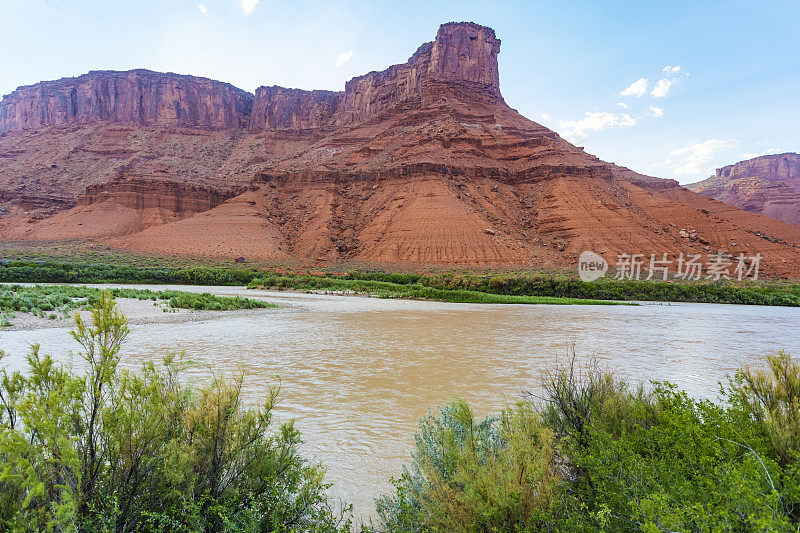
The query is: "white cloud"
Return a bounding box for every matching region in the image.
[558,112,638,144]
[651,77,677,98]
[240,0,259,14]
[198,3,207,14]
[669,139,739,175]
[334,50,353,67]
[616,101,629,109]
[649,105,664,118]
[540,112,551,121]
[621,78,648,97]
[662,65,681,76]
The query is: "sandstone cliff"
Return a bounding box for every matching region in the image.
[715,153,800,182]
[1,23,502,136]
[689,153,800,226]
[0,70,253,134]
[249,21,503,131]
[249,87,341,132]
[2,23,800,277]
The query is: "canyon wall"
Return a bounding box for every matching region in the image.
[337,22,501,126]
[0,70,253,134]
[689,153,800,226]
[78,177,237,214]
[249,21,502,131]
[1,23,501,135]
[248,86,341,132]
[429,22,500,91]
[715,153,800,182]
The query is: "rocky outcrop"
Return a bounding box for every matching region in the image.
[248,87,341,132]
[430,22,500,90]
[715,153,800,182]
[0,70,253,134]
[3,23,800,277]
[1,23,501,136]
[78,176,238,214]
[689,153,800,226]
[248,21,502,131]
[337,22,501,126]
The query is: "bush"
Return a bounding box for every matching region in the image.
[379,354,800,532]
[0,293,348,532]
[375,399,560,532]
[729,351,800,465]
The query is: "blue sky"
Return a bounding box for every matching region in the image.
[2,0,798,184]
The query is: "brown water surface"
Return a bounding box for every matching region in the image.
[2,285,799,518]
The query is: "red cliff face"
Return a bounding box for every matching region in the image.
[1,23,501,135]
[0,70,253,133]
[715,153,800,182]
[689,153,800,226]
[337,22,501,126]
[3,22,800,277]
[249,21,502,131]
[430,22,500,91]
[248,86,341,132]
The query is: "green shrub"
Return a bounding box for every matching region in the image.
[4,261,799,306]
[0,293,348,532]
[379,354,800,532]
[376,399,560,532]
[729,351,800,465]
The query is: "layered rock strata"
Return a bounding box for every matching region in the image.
[689,153,800,226]
[0,70,253,133]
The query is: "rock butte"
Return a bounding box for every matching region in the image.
[1,22,800,277]
[689,153,800,227]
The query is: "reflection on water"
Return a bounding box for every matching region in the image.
[2,285,800,518]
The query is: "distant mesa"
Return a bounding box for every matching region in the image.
[688,153,800,226]
[2,23,800,278]
[0,22,502,134]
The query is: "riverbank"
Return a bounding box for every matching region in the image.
[249,278,632,305]
[2,260,799,306]
[0,284,276,329]
[0,296,279,331]
[4,287,799,518]
[2,296,799,530]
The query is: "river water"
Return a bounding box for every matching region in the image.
[2,285,799,519]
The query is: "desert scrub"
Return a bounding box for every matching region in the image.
[378,354,800,531]
[0,284,275,325]
[0,294,350,531]
[376,400,560,532]
[3,260,800,306]
[162,290,277,310]
[247,275,629,306]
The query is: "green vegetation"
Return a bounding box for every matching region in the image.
[377,353,800,531]
[3,297,800,530]
[0,294,349,532]
[0,284,275,326]
[247,275,625,305]
[0,261,260,286]
[342,270,800,306]
[3,260,800,306]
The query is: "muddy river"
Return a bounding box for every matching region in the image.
[2,285,799,519]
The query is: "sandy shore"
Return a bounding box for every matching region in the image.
[0,297,280,331]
